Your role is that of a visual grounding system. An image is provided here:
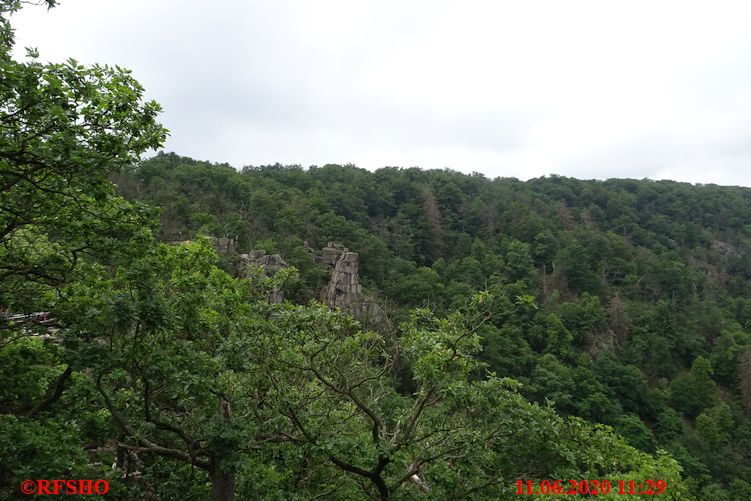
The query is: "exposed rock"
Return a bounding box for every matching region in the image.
[252,254,289,275]
[220,240,387,319]
[239,251,288,275]
[240,250,289,303]
[321,242,348,266]
[211,237,235,254]
[320,243,387,325]
[302,240,316,254]
[257,254,287,268]
[242,249,267,261]
[322,251,362,307]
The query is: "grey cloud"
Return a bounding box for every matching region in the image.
[11,0,751,186]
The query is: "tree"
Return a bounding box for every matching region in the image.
[741,347,751,414]
[0,0,167,319]
[529,353,575,411]
[261,294,513,500]
[52,244,690,499]
[1,0,166,408]
[670,357,720,418]
[614,413,656,452]
[502,239,535,284]
[49,240,295,499]
[0,1,167,495]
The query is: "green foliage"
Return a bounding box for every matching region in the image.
[669,356,720,418]
[655,408,684,442]
[116,154,751,495]
[613,414,657,452]
[0,0,166,320]
[3,1,751,495]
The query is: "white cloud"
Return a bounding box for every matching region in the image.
[10,0,751,186]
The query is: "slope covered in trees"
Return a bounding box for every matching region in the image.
[1,1,748,499]
[115,152,751,497]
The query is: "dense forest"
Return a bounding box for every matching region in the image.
[3,1,751,500]
[112,152,751,499]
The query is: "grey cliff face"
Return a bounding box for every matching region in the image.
[319,242,387,325]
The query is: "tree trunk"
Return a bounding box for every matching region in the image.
[372,475,389,501]
[211,462,235,501]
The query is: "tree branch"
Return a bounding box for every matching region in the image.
[96,369,211,470]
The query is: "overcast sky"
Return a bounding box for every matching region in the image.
[11,0,751,186]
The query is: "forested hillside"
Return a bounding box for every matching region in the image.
[2,1,751,499]
[116,151,751,497]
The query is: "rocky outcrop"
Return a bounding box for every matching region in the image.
[206,240,386,320]
[322,251,363,308]
[320,242,387,325]
[239,250,288,303]
[321,242,347,266]
[241,251,288,275]
[211,237,236,254]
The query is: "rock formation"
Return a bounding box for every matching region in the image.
[211,237,236,254]
[212,240,386,320]
[241,250,288,275]
[321,242,347,267]
[239,250,288,303]
[319,242,387,325]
